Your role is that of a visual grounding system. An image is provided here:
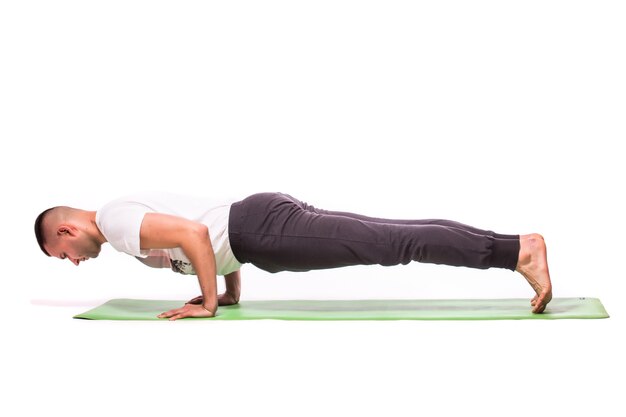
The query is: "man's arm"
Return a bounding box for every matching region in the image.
[223,270,241,303]
[139,212,218,320]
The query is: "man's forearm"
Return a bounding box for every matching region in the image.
[181,228,218,314]
[224,270,241,302]
[196,267,217,314]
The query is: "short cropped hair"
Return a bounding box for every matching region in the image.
[35,207,56,257]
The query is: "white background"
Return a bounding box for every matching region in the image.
[1,1,624,416]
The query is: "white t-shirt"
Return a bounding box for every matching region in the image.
[95,192,241,276]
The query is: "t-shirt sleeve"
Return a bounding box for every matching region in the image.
[96,202,153,257]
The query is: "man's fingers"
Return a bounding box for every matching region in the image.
[168,308,202,321]
[160,311,187,321]
[158,307,184,319]
[157,303,214,320]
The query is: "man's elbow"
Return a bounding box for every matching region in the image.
[191,223,210,241]
[179,223,212,257]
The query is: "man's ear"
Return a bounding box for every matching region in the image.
[57,225,77,237]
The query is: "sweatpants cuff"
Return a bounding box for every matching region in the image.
[491,237,520,271]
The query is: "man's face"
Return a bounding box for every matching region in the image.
[43,227,102,266]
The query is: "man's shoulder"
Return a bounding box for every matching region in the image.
[96,195,154,229]
[98,195,150,215]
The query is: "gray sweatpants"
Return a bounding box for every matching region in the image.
[228,192,520,273]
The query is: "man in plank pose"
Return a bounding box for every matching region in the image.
[34,192,552,320]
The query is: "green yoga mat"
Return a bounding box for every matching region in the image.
[74,297,609,321]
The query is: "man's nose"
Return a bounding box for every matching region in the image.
[69,257,80,266]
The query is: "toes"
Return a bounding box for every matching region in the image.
[531,291,551,313]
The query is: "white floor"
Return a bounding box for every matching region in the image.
[4,294,623,417]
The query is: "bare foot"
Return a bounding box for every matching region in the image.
[516,233,553,313]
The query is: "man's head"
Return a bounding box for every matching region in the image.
[34,206,103,265]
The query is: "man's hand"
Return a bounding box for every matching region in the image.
[218,292,239,306]
[185,295,204,305]
[186,292,239,307]
[157,303,215,321]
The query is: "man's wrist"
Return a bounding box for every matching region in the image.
[201,303,216,315]
[226,291,240,303]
